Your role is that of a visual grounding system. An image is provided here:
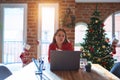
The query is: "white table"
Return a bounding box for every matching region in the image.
[5,62,39,80]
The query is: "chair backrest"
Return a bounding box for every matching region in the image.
[0,65,12,80]
[110,62,120,78]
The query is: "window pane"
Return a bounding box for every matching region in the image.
[104,16,112,41]
[4,7,24,63]
[38,4,58,63]
[4,8,24,41]
[115,13,120,44]
[75,22,87,51]
[41,7,55,43]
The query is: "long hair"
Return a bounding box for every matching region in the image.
[52,28,69,43]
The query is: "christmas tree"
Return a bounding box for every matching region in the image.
[80,5,115,71]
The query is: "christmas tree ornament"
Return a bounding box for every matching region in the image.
[97,58,101,62]
[83,53,86,56]
[87,53,91,57]
[98,47,100,50]
[89,47,94,52]
[102,45,106,48]
[101,23,105,27]
[80,47,84,51]
[89,29,93,33]
[102,62,107,65]
[95,20,98,23]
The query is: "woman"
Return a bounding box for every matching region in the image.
[48,28,74,62]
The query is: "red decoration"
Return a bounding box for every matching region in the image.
[101,23,105,27]
[90,47,94,52]
[112,38,119,54]
[20,44,31,66]
[89,29,93,33]
[102,62,107,65]
[111,53,114,56]
[20,51,31,65]
[112,45,116,54]
[105,38,110,43]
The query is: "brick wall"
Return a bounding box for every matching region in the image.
[76,3,120,23]
[1,0,120,64]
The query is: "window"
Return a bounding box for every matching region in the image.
[38,3,58,62]
[0,4,27,63]
[104,11,120,62]
[74,22,88,51]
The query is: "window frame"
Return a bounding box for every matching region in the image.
[0,3,27,63]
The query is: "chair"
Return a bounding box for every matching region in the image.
[110,62,120,78]
[0,65,12,80]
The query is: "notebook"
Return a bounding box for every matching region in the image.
[50,50,81,71]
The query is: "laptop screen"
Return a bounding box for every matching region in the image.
[50,50,81,70]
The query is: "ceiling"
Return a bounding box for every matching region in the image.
[75,0,120,3]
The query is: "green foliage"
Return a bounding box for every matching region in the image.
[80,5,115,71]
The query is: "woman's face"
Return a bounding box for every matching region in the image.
[55,31,65,44]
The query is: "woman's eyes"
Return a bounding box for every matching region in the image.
[57,35,65,37]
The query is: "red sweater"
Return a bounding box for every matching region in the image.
[48,42,74,62]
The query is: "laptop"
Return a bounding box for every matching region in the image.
[50,50,81,71]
